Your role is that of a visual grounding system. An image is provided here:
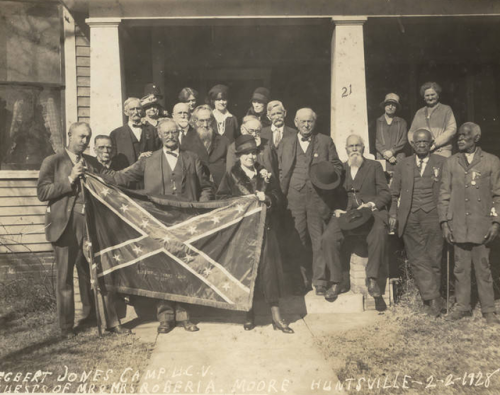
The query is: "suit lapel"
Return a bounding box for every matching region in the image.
[352,159,369,190]
[406,155,415,190]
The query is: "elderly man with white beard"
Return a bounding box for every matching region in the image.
[321,134,391,300]
[180,104,229,188]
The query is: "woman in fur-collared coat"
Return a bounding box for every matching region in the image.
[217,135,293,334]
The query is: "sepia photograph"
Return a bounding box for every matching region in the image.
[2,0,500,394]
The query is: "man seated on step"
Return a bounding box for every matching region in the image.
[321,134,391,301]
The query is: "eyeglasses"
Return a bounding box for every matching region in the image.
[161,130,180,136]
[243,128,261,136]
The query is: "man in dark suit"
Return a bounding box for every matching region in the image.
[181,104,229,188]
[280,108,343,295]
[172,102,193,145]
[261,100,297,151]
[87,135,127,172]
[322,134,391,300]
[439,122,500,325]
[103,118,213,333]
[37,122,130,338]
[110,97,161,169]
[226,115,280,182]
[390,129,446,316]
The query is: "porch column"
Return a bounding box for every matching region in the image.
[86,18,124,139]
[330,17,369,162]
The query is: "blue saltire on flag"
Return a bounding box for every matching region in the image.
[82,173,266,312]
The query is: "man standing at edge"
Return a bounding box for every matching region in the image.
[37,122,130,338]
[438,122,500,325]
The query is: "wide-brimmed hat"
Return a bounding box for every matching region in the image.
[235,135,258,155]
[208,84,229,101]
[140,94,159,108]
[144,83,163,98]
[251,87,270,104]
[379,93,401,110]
[309,161,341,190]
[338,207,374,233]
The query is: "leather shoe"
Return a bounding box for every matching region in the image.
[107,325,132,335]
[272,319,294,334]
[367,278,381,298]
[325,283,341,301]
[315,285,327,296]
[243,311,255,331]
[484,313,500,326]
[61,329,76,339]
[428,298,443,317]
[179,321,199,332]
[76,315,97,330]
[157,321,175,334]
[445,310,472,321]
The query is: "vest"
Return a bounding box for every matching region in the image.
[411,163,435,213]
[289,143,312,191]
[161,153,184,196]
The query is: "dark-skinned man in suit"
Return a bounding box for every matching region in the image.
[390,129,446,316]
[37,122,130,338]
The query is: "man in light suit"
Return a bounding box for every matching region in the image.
[439,122,500,325]
[280,108,343,295]
[103,118,213,333]
[110,97,161,169]
[390,129,446,316]
[261,100,297,151]
[37,122,130,338]
[322,134,391,300]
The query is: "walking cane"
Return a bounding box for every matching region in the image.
[446,244,450,315]
[80,172,103,337]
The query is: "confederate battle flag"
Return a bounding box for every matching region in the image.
[82,173,266,312]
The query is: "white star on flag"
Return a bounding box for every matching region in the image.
[211,216,220,224]
[235,204,245,214]
[101,188,110,197]
[120,204,129,213]
[188,225,197,234]
[162,235,171,243]
[113,254,121,262]
[133,246,143,254]
[141,220,149,229]
[222,282,230,291]
[184,254,195,263]
[203,267,212,277]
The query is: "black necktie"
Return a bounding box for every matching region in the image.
[166,150,178,158]
[417,158,424,176]
[301,136,311,142]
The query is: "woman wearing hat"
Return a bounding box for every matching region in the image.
[245,87,271,128]
[408,82,457,157]
[375,93,408,171]
[178,87,199,113]
[217,135,293,334]
[207,84,239,143]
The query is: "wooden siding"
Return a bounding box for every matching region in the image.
[0,178,52,254]
[76,25,91,123]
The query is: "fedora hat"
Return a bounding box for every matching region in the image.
[235,135,258,155]
[338,207,374,234]
[379,93,401,110]
[309,161,341,190]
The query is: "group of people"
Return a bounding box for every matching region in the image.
[37,80,500,340]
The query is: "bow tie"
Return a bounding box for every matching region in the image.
[166,150,178,157]
[301,136,311,142]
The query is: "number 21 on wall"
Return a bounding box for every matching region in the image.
[341,84,352,98]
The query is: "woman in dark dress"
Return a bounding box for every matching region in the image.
[217,135,293,334]
[208,84,239,143]
[245,87,271,128]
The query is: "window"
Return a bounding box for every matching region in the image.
[0,1,64,170]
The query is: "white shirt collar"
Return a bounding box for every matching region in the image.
[240,164,257,179]
[465,148,477,162]
[65,149,80,165]
[213,109,232,123]
[271,124,284,133]
[163,147,180,155]
[416,155,430,164]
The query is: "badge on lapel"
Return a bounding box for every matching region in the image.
[314,153,318,158]
[471,171,481,186]
[432,166,440,181]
